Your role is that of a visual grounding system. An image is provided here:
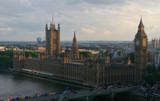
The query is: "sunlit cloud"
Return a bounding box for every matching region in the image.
[0,27,12,31]
[103,30,112,35]
[81,28,95,34]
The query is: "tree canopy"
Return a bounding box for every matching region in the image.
[147,65,156,74]
[145,75,156,86]
[79,51,91,58]
[0,51,13,68]
[25,51,38,58]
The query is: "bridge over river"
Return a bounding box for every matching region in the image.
[5,86,132,101]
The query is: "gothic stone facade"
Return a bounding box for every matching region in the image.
[134,18,148,81]
[13,53,141,86]
[13,18,148,86]
[46,23,60,58]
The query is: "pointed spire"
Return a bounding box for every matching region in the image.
[50,12,55,25]
[138,16,144,30]
[128,56,132,65]
[46,22,48,31]
[71,30,79,59]
[58,22,60,29]
[46,22,48,27]
[50,12,55,29]
[52,12,54,24]
[74,30,76,38]
[73,30,77,44]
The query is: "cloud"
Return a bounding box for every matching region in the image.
[103,30,112,35]
[0,27,12,31]
[0,0,34,17]
[1,0,160,41]
[70,0,130,5]
[81,28,95,34]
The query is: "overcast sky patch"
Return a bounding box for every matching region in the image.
[0,0,160,41]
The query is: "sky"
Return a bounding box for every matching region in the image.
[0,0,160,41]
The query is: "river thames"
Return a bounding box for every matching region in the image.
[0,70,86,99]
[1,70,160,101]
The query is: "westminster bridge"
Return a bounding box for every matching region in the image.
[4,86,132,101]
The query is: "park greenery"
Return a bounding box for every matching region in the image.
[0,55,13,68]
[25,51,38,58]
[0,51,38,69]
[60,51,91,58]
[0,51,13,68]
[145,65,160,86]
[79,51,92,58]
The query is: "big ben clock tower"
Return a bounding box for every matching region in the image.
[134,17,148,81]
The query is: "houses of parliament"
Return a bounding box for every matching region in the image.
[13,18,148,86]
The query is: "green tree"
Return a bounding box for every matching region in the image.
[109,53,113,58]
[118,51,121,56]
[0,55,12,68]
[25,52,38,58]
[79,51,91,58]
[79,46,100,50]
[158,65,160,71]
[147,65,156,74]
[145,75,156,86]
[0,51,13,58]
[60,52,64,57]
[0,51,13,68]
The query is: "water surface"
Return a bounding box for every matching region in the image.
[0,71,86,99]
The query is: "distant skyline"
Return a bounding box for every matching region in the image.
[0,0,160,41]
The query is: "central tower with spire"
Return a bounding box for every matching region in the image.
[45,16,60,58]
[71,31,79,59]
[134,17,148,81]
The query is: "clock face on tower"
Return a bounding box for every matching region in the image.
[136,40,139,46]
[143,38,147,47]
